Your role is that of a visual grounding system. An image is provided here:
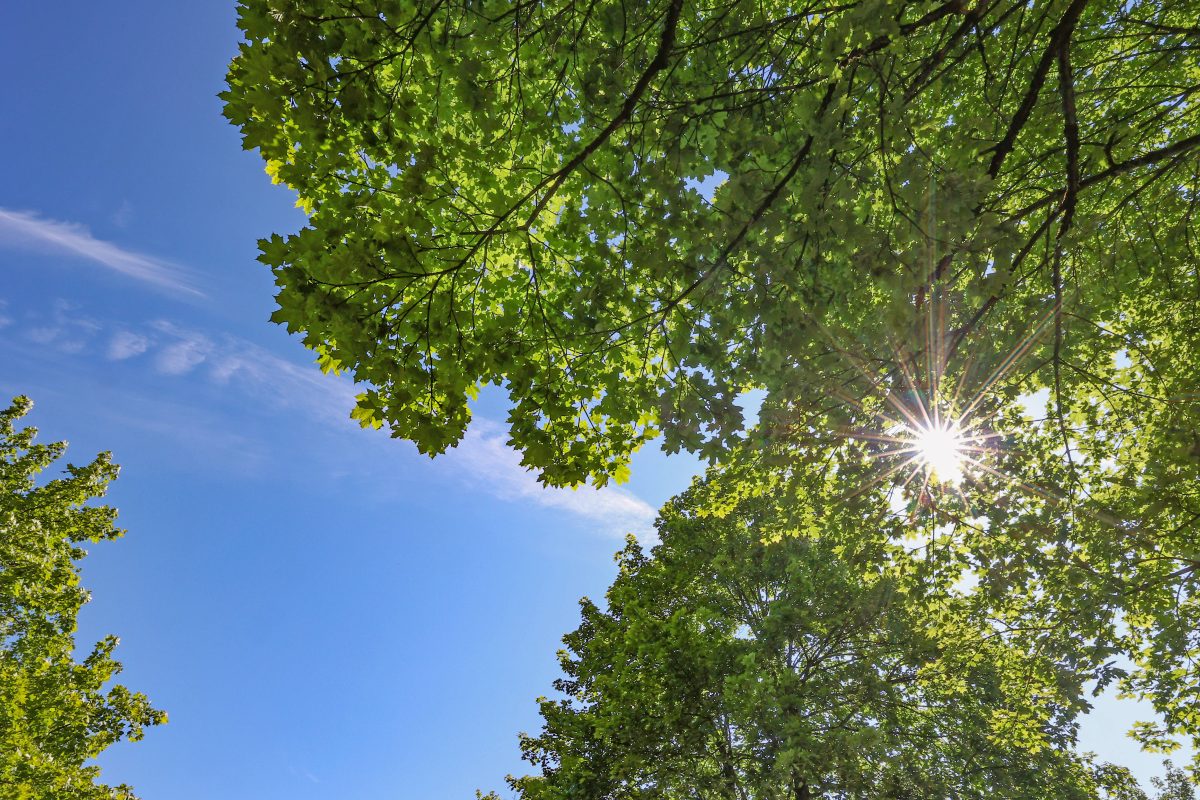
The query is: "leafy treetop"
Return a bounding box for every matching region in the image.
[495,458,1192,799]
[0,397,164,800]
[225,0,1200,490]
[223,0,1200,767]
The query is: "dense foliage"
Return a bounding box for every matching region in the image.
[223,0,1200,783]
[224,0,1199,484]
[0,397,164,799]
[497,463,1175,799]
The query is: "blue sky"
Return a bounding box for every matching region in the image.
[0,3,1188,797]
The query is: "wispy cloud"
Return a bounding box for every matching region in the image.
[151,322,212,375]
[447,419,658,539]
[166,326,655,536]
[111,200,134,229]
[287,764,321,785]
[0,208,202,296]
[139,321,657,536]
[137,321,357,422]
[21,299,100,354]
[107,330,151,360]
[9,302,658,537]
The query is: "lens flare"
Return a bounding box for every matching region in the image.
[912,422,965,485]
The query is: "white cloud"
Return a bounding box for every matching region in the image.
[133,320,357,428]
[20,301,100,353]
[447,419,658,539]
[27,326,59,344]
[155,338,210,375]
[0,207,202,296]
[107,330,151,360]
[144,321,656,536]
[152,322,212,375]
[16,301,659,538]
[183,331,656,536]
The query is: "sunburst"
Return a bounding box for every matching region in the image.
[910,420,967,485]
[795,270,1060,515]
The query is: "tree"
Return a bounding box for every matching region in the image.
[0,397,164,799]
[223,0,1199,485]
[1150,762,1199,800]
[1091,761,1199,800]
[494,463,1161,799]
[223,0,1200,766]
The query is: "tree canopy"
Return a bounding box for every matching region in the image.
[224,0,1199,481]
[496,461,1176,799]
[0,397,164,799]
[222,0,1200,780]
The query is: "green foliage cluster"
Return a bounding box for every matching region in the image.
[222,0,1200,792]
[0,398,164,800]
[513,480,1094,798]
[223,0,1199,483]
[495,458,1196,798]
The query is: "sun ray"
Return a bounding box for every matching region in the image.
[842,453,926,501]
[867,446,923,460]
[959,300,1061,419]
[789,275,1082,520]
[959,456,1059,503]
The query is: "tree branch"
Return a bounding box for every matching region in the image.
[986,0,1090,178]
[521,0,685,229]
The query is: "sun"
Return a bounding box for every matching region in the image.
[804,255,1064,506]
[911,421,966,485]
